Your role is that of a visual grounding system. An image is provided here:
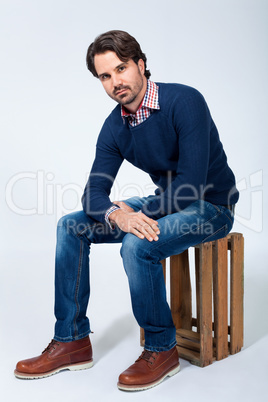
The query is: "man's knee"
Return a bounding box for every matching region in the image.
[120,233,157,267]
[120,233,145,259]
[57,211,89,237]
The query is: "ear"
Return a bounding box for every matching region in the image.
[138,59,145,75]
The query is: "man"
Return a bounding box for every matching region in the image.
[15,30,239,391]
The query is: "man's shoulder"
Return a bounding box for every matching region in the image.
[156,82,206,114]
[106,103,122,123]
[103,82,205,127]
[157,82,203,100]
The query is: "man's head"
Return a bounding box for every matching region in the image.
[86,30,151,80]
[86,30,150,112]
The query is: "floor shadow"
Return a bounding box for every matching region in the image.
[244,274,268,348]
[92,314,137,360]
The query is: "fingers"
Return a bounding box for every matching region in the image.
[131,214,160,242]
[133,225,157,241]
[110,209,160,241]
[131,227,147,240]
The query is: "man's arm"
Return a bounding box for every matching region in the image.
[82,121,160,241]
[141,91,211,219]
[81,120,124,224]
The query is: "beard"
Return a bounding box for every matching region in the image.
[114,88,137,105]
[110,69,144,106]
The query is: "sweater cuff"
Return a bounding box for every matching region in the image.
[105,205,121,229]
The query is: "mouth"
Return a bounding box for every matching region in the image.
[115,87,129,96]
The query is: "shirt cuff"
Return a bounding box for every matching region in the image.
[105,205,121,229]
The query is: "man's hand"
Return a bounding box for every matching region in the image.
[113,201,135,213]
[109,206,160,241]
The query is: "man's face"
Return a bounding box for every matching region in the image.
[94,51,147,112]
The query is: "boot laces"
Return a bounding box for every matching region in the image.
[42,339,60,354]
[137,349,159,364]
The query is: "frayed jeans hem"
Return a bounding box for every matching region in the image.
[144,339,177,353]
[53,330,91,343]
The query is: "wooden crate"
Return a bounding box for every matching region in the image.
[140,232,244,367]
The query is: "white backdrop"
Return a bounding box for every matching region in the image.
[1,0,268,401]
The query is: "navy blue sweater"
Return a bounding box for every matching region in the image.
[82,82,239,224]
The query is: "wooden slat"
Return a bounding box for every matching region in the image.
[227,232,240,250]
[176,336,200,352]
[176,346,216,367]
[176,332,221,355]
[176,346,202,366]
[199,242,213,366]
[176,328,200,342]
[170,250,192,330]
[230,233,244,354]
[140,233,244,367]
[213,237,229,360]
[140,328,144,346]
[195,248,200,333]
[192,317,231,335]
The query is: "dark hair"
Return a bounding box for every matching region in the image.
[86,30,151,79]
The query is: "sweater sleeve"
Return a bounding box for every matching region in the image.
[81,119,124,224]
[141,91,211,219]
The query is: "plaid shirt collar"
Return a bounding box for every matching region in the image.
[121,80,160,126]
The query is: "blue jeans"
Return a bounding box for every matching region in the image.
[54,197,234,352]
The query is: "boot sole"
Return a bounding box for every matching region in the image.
[14,359,93,380]
[117,362,180,392]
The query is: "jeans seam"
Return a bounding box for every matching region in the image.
[73,240,83,338]
[147,209,221,256]
[222,210,234,225]
[212,203,234,226]
[148,263,157,328]
[61,217,97,239]
[210,203,221,213]
[201,224,228,243]
[78,224,98,236]
[143,208,223,350]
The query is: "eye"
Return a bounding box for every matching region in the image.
[118,66,126,72]
[100,74,110,81]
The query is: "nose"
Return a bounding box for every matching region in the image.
[112,74,123,88]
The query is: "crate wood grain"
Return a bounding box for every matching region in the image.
[213,237,229,360]
[140,232,244,368]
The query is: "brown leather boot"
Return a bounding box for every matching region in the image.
[117,346,180,391]
[14,336,93,379]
